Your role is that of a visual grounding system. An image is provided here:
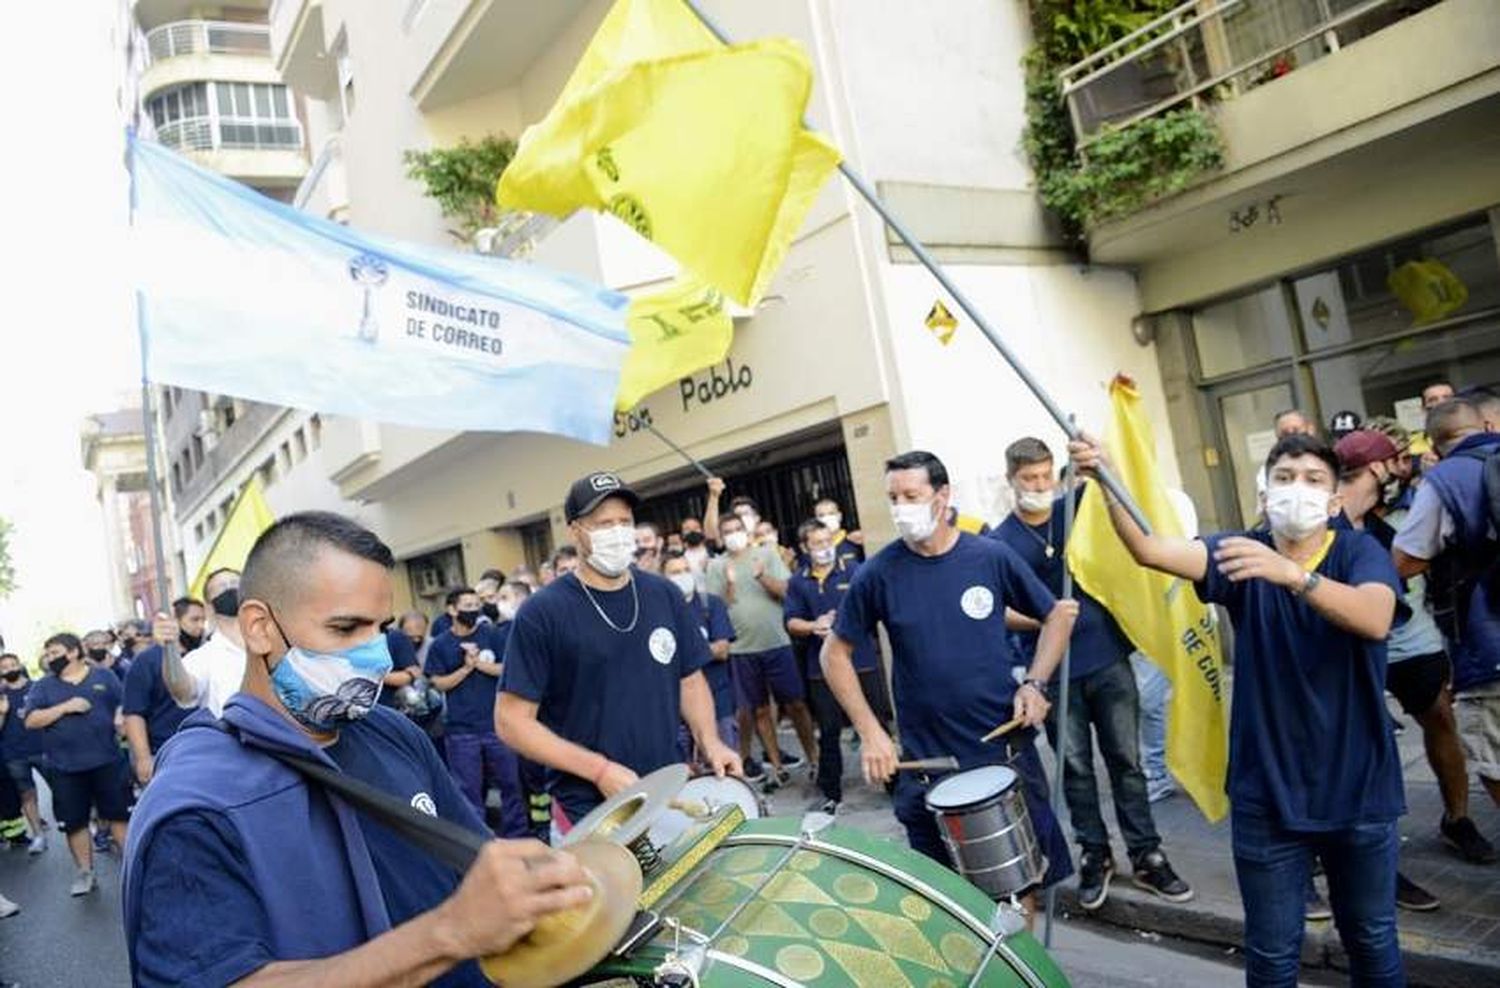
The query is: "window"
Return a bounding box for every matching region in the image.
[278,441,292,473]
[294,427,307,461]
[191,434,204,467]
[217,82,300,150]
[172,461,183,493]
[194,521,204,543]
[258,455,277,488]
[308,414,322,449]
[220,496,235,521]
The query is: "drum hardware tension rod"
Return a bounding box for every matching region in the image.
[702,812,836,944]
[653,918,706,988]
[966,898,1025,988]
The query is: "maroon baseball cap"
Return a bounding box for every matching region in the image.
[1334,430,1400,472]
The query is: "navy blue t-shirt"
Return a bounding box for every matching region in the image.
[426,624,506,735]
[377,629,421,709]
[122,646,193,753]
[501,571,711,820]
[1196,529,1404,830]
[834,533,1056,768]
[685,592,736,718]
[130,708,489,988]
[23,667,124,773]
[785,558,878,678]
[1,680,42,759]
[430,612,454,641]
[992,494,1133,681]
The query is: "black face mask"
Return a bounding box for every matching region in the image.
[407,636,425,650]
[481,602,501,622]
[87,647,110,662]
[1,670,22,683]
[211,587,240,618]
[179,630,203,651]
[47,656,70,676]
[456,608,483,628]
[683,531,705,547]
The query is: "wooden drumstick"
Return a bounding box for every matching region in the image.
[980,716,1025,743]
[894,756,959,773]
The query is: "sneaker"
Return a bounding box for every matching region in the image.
[27,834,46,855]
[1305,881,1332,921]
[781,753,806,772]
[69,869,96,897]
[741,759,766,785]
[1146,779,1177,804]
[1395,872,1440,912]
[0,894,18,919]
[762,766,790,794]
[817,798,840,815]
[1077,848,1114,911]
[1440,815,1499,864]
[92,831,113,855]
[1132,849,1193,903]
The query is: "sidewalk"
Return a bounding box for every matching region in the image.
[1042,717,1500,988]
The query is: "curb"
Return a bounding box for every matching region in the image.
[1054,885,1500,988]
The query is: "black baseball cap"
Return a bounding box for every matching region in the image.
[564,472,641,523]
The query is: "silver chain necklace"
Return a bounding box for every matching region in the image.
[575,571,640,634]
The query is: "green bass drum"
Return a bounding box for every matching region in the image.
[578,817,1070,987]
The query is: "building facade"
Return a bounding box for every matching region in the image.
[80,411,170,620]
[266,0,1175,614]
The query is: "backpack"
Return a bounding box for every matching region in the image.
[1428,444,1500,644]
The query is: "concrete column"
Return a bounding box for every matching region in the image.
[460,527,527,583]
[1151,312,1227,533]
[840,404,899,553]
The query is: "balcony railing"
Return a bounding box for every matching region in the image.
[156,115,303,154]
[145,20,271,65]
[1059,0,1444,147]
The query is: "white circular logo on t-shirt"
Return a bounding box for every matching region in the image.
[410,792,437,816]
[960,586,995,620]
[648,627,677,664]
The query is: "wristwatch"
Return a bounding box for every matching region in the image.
[1020,678,1048,695]
[1293,571,1322,597]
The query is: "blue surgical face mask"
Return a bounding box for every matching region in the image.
[268,612,392,732]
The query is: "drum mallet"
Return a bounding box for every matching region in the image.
[894,756,960,773]
[980,716,1025,743]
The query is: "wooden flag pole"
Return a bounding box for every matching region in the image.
[680,0,1153,535]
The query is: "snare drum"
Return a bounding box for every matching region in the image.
[648,774,764,849]
[925,766,1046,900]
[584,818,1070,986]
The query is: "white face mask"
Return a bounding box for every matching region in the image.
[816,512,842,532]
[585,524,637,577]
[1264,483,1331,540]
[496,599,519,622]
[891,500,939,543]
[724,530,750,553]
[668,573,696,599]
[1016,489,1053,514]
[811,545,836,567]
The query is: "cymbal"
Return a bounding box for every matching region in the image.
[479,840,643,988]
[561,763,689,850]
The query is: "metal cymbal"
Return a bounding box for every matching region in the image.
[479,840,643,988]
[560,763,690,850]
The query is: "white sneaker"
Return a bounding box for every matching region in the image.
[27,834,46,855]
[0,894,18,918]
[69,869,96,897]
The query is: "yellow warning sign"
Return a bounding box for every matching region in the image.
[925,300,957,345]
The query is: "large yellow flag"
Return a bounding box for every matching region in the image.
[189,478,275,600]
[1067,377,1230,821]
[496,0,841,308]
[617,276,732,410]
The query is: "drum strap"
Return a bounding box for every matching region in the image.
[211,714,488,874]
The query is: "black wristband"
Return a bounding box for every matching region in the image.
[1021,678,1047,694]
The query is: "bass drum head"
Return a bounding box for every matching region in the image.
[648,774,762,848]
[925,765,1017,811]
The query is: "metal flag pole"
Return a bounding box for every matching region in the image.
[1044,455,1077,948]
[680,0,1153,535]
[645,423,715,480]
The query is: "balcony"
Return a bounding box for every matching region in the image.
[139,20,283,100]
[1056,0,1500,308]
[406,0,590,110]
[269,0,334,98]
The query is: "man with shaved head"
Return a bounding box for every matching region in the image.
[123,512,592,987]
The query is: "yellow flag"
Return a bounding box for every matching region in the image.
[1067,377,1230,821]
[496,0,841,308]
[617,276,732,411]
[189,478,276,600]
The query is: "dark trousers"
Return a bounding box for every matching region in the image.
[445,731,529,839]
[1044,656,1160,860]
[1233,806,1403,987]
[808,671,890,803]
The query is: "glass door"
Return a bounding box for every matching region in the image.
[1205,373,1298,529]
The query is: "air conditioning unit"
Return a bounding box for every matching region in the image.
[411,566,443,596]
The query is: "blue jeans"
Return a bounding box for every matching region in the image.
[445,731,529,839]
[1044,656,1161,859]
[1131,652,1171,789]
[1233,807,1403,987]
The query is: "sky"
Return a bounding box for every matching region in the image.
[0,4,138,657]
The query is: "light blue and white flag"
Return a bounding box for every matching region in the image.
[128,135,631,444]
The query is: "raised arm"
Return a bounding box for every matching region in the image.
[1068,437,1208,581]
[703,477,725,544]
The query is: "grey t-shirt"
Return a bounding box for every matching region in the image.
[1392,483,1455,561]
[705,546,792,654]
